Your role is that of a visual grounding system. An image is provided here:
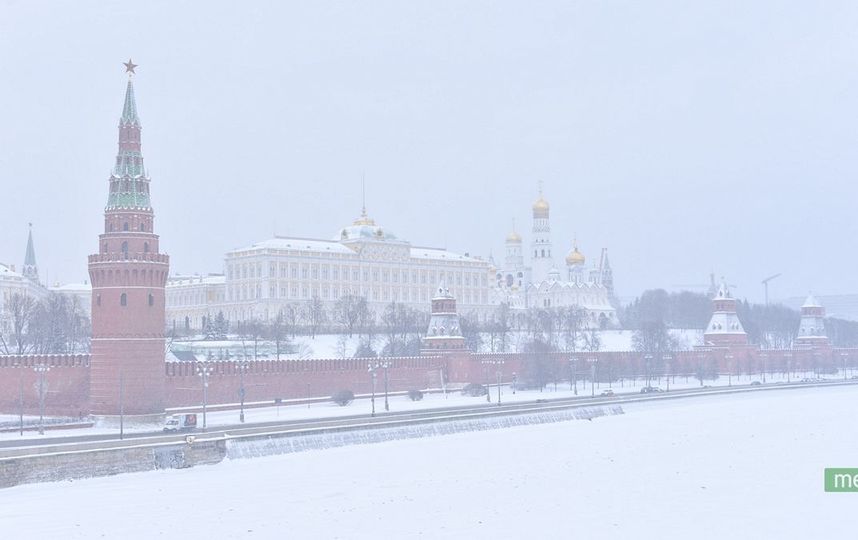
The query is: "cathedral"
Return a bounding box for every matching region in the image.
[491,188,618,328]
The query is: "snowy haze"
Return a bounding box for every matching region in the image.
[2,1,857,301]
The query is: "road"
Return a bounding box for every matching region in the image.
[1,379,854,458]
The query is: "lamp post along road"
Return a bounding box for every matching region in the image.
[481,359,503,403]
[725,354,734,387]
[33,364,50,435]
[196,361,214,430]
[644,354,653,388]
[238,360,249,423]
[16,362,23,436]
[380,361,391,412]
[587,357,598,397]
[570,357,578,395]
[368,363,378,417]
[119,370,125,440]
[663,355,672,392]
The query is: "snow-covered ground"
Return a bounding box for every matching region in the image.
[1,385,854,539]
[171,328,705,359]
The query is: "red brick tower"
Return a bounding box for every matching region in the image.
[88,61,170,422]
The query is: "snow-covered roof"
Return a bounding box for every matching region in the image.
[49,282,92,292]
[410,247,481,263]
[168,274,226,286]
[236,237,355,255]
[0,263,23,279]
[802,293,821,309]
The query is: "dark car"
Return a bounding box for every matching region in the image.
[750,381,762,386]
[640,386,663,394]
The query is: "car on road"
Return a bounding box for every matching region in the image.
[640,386,663,394]
[600,389,615,397]
[750,381,762,386]
[163,413,197,432]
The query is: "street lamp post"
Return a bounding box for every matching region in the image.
[760,352,767,384]
[784,352,792,383]
[511,372,517,395]
[481,359,503,404]
[15,361,23,436]
[663,354,672,392]
[381,361,391,412]
[33,364,50,435]
[644,354,653,388]
[119,369,124,440]
[368,362,378,417]
[842,352,849,381]
[587,357,598,397]
[725,354,734,387]
[238,360,249,423]
[570,357,578,395]
[196,361,214,430]
[480,360,491,403]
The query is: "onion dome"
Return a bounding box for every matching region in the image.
[506,230,522,243]
[532,194,550,218]
[565,244,585,266]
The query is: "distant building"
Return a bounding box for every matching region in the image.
[795,293,829,347]
[166,205,494,330]
[702,279,748,347]
[492,189,617,328]
[165,274,226,331]
[0,226,49,336]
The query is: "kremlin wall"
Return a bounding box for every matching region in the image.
[0,289,854,417]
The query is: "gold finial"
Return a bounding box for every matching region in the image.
[123,58,138,76]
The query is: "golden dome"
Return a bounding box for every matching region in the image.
[506,230,522,243]
[566,245,585,266]
[352,207,376,226]
[532,195,549,218]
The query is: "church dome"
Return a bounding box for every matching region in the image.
[532,195,550,218]
[506,230,522,243]
[565,245,585,266]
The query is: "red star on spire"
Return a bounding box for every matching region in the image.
[123,58,138,75]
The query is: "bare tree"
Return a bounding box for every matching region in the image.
[269,310,289,360]
[334,295,363,337]
[3,293,38,354]
[304,296,327,339]
[238,318,264,360]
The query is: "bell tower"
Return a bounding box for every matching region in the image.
[88,61,170,423]
[530,184,553,284]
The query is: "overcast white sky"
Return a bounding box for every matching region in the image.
[2,1,857,302]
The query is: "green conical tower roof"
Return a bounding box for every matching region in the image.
[106,76,151,211]
[22,223,38,282]
[120,79,140,126]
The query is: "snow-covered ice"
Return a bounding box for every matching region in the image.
[1,385,854,539]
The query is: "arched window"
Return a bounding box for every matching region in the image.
[121,241,128,256]
[120,293,127,306]
[140,222,146,232]
[123,222,129,231]
[541,249,545,257]
[148,293,154,306]
[96,294,101,307]
[144,242,150,253]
